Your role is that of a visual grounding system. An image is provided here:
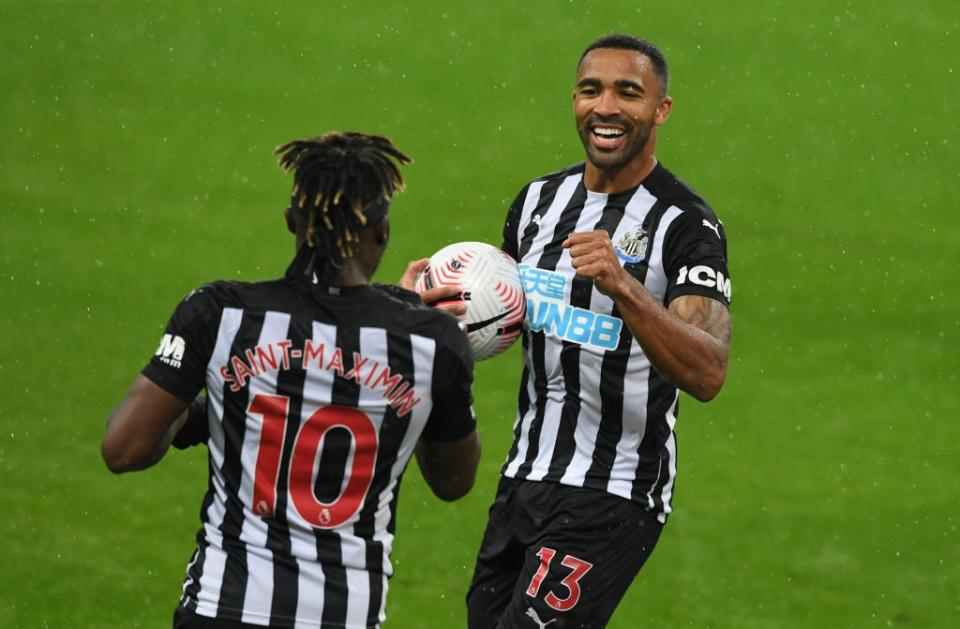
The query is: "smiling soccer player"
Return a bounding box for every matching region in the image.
[467,34,733,628]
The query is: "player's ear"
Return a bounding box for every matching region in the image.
[654,96,672,126]
[284,206,296,234]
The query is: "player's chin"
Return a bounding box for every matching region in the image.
[586,147,630,171]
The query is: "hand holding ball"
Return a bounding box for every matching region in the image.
[413,242,526,361]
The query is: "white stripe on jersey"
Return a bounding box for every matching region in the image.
[294,557,326,627]
[516,180,546,239]
[344,567,371,628]
[192,537,227,619]
[206,308,243,479]
[241,548,277,625]
[643,205,683,302]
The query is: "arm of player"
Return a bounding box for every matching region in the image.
[102,375,192,473]
[414,429,481,501]
[564,230,732,402]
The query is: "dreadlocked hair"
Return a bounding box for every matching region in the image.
[275,131,411,283]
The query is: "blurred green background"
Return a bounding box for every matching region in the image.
[1,1,957,627]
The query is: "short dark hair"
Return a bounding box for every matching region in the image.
[578,34,669,95]
[276,132,411,283]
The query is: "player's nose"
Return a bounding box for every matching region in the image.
[593,89,620,116]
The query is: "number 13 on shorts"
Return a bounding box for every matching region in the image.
[525,546,594,611]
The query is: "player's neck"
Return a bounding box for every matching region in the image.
[584,153,658,195]
[332,260,371,287]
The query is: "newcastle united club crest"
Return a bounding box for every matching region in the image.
[615,226,649,263]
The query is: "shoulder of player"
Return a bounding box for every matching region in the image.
[644,165,725,234]
[175,278,304,317]
[529,161,586,186]
[371,284,469,345]
[370,284,457,327]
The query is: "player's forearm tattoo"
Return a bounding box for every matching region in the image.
[670,295,732,346]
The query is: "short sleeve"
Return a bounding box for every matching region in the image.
[420,325,476,443]
[663,209,732,306]
[501,185,530,261]
[141,287,222,402]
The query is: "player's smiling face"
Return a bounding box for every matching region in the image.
[573,48,671,172]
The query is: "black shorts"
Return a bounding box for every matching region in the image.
[467,477,663,629]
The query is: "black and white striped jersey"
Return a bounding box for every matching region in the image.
[142,278,475,628]
[499,161,731,521]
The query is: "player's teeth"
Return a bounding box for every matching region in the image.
[594,127,624,137]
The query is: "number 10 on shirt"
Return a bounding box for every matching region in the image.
[247,393,378,529]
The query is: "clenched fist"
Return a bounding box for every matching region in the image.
[562,230,630,297]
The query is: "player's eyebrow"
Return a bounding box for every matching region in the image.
[576,77,646,93]
[614,78,645,92]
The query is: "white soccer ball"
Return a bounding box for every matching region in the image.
[415,241,526,361]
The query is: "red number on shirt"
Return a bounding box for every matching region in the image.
[248,394,378,529]
[249,394,290,518]
[526,546,557,598]
[525,546,594,612]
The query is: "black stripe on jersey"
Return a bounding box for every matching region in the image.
[517,176,566,260]
[264,318,311,627]
[315,324,362,628]
[355,330,414,627]
[544,190,633,481]
[535,184,588,270]
[217,311,265,616]
[584,200,671,491]
[182,486,216,611]
[634,376,677,506]
[501,361,531,474]
[513,331,547,479]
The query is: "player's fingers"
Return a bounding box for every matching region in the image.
[563,230,610,248]
[569,250,604,268]
[435,302,468,317]
[399,258,430,290]
[567,242,602,259]
[420,286,468,317]
[572,264,601,280]
[419,285,463,305]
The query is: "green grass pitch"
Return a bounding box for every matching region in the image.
[1,1,958,627]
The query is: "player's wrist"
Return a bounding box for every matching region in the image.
[604,267,638,300]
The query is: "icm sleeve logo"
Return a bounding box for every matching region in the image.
[155,334,186,368]
[676,265,732,300]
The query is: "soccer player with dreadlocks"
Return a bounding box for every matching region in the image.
[102,132,481,629]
